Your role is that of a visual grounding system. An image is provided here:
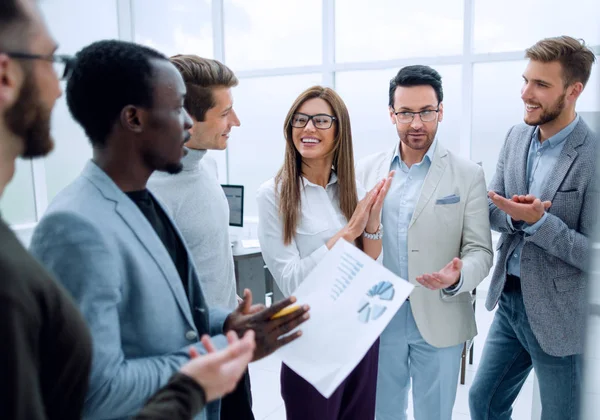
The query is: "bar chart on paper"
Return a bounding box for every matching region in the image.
[330,251,364,301]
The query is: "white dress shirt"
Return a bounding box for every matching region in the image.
[257,172,366,297]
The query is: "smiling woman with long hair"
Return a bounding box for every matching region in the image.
[257,86,393,419]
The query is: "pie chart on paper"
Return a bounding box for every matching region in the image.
[357,281,395,324]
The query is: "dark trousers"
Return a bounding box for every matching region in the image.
[220,369,255,420]
[281,340,379,420]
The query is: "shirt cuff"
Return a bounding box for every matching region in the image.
[523,212,548,235]
[506,214,525,231]
[442,272,463,296]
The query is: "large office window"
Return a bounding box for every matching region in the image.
[0,160,36,226]
[471,61,526,184]
[224,0,322,71]
[133,0,213,58]
[474,0,600,53]
[335,0,464,63]
[41,0,119,203]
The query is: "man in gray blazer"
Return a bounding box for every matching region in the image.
[469,36,598,420]
[29,40,309,420]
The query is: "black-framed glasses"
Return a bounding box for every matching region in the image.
[393,107,440,124]
[291,112,337,130]
[3,52,76,80]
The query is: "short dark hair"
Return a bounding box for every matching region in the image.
[66,40,168,146]
[388,65,444,108]
[0,0,28,50]
[170,55,238,122]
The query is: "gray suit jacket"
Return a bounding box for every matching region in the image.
[487,119,599,357]
[30,161,230,420]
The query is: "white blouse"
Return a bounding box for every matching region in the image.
[257,173,366,297]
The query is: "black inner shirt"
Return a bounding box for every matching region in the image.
[126,189,189,297]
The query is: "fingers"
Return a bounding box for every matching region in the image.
[189,346,200,359]
[367,179,385,202]
[240,289,253,314]
[225,330,240,345]
[211,332,255,365]
[271,329,303,349]
[201,335,217,353]
[542,200,552,209]
[247,303,266,315]
[416,274,442,290]
[452,257,463,271]
[268,305,310,336]
[256,296,298,320]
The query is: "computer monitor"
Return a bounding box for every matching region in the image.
[221,184,244,227]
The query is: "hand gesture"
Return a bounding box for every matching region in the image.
[224,289,310,361]
[416,258,463,290]
[488,191,551,224]
[366,171,394,233]
[180,330,255,402]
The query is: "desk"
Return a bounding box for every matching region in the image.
[232,243,284,305]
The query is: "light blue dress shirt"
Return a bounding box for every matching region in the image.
[507,114,580,277]
[382,139,436,281]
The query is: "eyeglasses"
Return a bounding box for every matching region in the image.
[393,108,440,124]
[3,52,76,80]
[291,112,337,130]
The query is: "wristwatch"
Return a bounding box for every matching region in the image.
[363,224,383,240]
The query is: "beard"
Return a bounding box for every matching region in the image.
[398,123,438,152]
[162,162,183,175]
[524,92,566,127]
[5,68,54,158]
[142,148,184,175]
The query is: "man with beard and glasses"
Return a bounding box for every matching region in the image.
[0,1,261,420]
[469,36,598,420]
[356,65,493,420]
[28,38,309,420]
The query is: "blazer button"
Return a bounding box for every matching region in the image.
[185,330,198,341]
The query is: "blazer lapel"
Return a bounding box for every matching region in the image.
[375,145,397,186]
[82,162,196,328]
[515,125,535,195]
[409,143,448,229]
[540,120,586,202]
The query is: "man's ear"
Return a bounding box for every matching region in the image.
[389,106,396,124]
[120,105,144,133]
[0,54,23,110]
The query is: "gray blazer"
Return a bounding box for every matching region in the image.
[487,119,598,357]
[30,161,230,420]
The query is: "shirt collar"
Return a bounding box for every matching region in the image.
[302,171,338,188]
[532,114,580,148]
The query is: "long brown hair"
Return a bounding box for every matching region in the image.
[275,86,360,247]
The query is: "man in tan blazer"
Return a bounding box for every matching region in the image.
[356,65,493,420]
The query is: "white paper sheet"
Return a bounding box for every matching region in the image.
[273,239,414,397]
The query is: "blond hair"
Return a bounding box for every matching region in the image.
[525,36,596,87]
